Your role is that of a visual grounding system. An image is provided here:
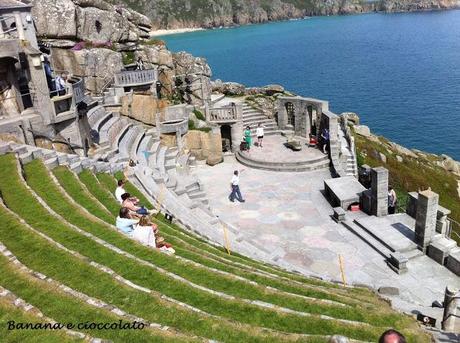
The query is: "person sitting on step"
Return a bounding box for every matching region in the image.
[155,236,175,254]
[115,179,139,205]
[132,215,158,248]
[116,207,139,236]
[121,192,150,216]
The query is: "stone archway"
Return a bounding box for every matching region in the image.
[285,102,295,130]
[220,124,232,152]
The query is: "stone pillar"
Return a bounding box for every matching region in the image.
[26,53,54,125]
[414,189,439,251]
[14,12,25,40]
[176,130,183,151]
[230,122,243,153]
[442,286,460,332]
[370,167,388,217]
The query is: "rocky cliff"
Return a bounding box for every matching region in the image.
[31,0,212,102]
[109,0,459,30]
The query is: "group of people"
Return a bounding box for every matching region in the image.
[241,124,265,152]
[115,179,175,254]
[44,56,69,97]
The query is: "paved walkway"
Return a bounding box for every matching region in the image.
[193,156,460,320]
[242,135,325,163]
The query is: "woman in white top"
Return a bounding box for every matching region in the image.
[256,123,264,148]
[116,208,155,247]
[133,216,156,248]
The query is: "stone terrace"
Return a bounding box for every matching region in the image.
[193,156,460,320]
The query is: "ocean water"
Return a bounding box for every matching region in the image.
[162,11,460,160]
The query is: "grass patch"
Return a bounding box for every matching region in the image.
[53,167,114,224]
[0,239,173,342]
[78,170,120,216]
[0,155,312,342]
[193,109,206,121]
[37,163,397,325]
[0,298,82,343]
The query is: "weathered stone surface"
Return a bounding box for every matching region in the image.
[354,125,371,137]
[263,84,284,96]
[120,94,165,124]
[31,0,77,39]
[51,48,123,94]
[173,52,212,106]
[31,0,152,43]
[378,286,400,296]
[341,112,360,125]
[206,153,223,166]
[438,155,460,175]
[219,82,246,96]
[184,130,222,162]
[388,141,418,158]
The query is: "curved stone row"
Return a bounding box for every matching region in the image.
[0,284,97,342]
[0,238,201,341]
[22,157,367,325]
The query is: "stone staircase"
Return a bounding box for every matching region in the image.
[242,103,278,136]
[236,150,330,172]
[86,103,210,211]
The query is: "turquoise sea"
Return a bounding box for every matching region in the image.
[162,10,460,161]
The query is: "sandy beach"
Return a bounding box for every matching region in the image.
[150,27,204,36]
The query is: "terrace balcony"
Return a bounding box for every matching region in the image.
[114,68,157,88]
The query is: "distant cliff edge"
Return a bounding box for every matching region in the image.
[108,0,460,30]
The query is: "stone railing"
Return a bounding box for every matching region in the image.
[114,69,157,87]
[50,76,85,123]
[70,77,85,105]
[208,103,241,123]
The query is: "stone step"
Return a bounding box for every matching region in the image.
[192,207,219,226]
[156,146,167,175]
[99,116,119,144]
[341,219,392,259]
[137,135,153,162]
[44,157,59,169]
[243,120,278,128]
[242,112,268,120]
[402,248,424,260]
[147,141,161,168]
[188,189,207,200]
[353,218,418,254]
[235,150,329,172]
[70,161,83,174]
[131,127,146,157]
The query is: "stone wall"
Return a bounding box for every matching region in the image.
[31,0,151,44]
[184,130,223,165]
[51,48,123,94]
[120,93,166,124]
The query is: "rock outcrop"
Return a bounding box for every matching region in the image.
[31,0,151,44]
[172,52,212,106]
[113,0,459,30]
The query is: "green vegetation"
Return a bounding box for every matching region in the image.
[142,38,166,47]
[188,119,211,133]
[193,109,206,121]
[0,297,82,343]
[0,154,431,341]
[354,130,460,243]
[122,51,135,65]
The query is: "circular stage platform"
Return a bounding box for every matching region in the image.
[235,135,330,172]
